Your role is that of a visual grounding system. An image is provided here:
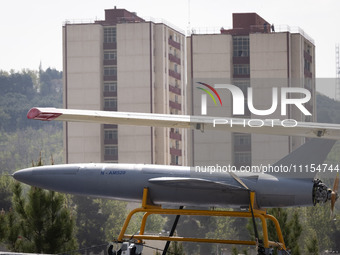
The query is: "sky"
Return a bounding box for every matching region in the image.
[0,0,339,79]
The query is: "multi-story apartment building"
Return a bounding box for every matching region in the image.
[63,7,186,165]
[63,9,315,169]
[187,13,315,167]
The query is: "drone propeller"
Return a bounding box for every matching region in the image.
[331,173,339,217]
[228,171,250,190]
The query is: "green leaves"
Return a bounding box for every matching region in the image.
[0,68,62,132]
[3,181,78,253]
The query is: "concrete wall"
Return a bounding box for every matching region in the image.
[188,31,315,167]
[63,24,103,163]
[117,22,153,164]
[188,34,233,167]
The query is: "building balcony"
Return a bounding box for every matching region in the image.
[103,91,117,97]
[170,131,181,141]
[304,69,313,78]
[104,154,118,161]
[233,144,251,152]
[169,84,181,95]
[104,42,117,50]
[233,74,250,79]
[104,138,118,145]
[304,51,313,63]
[170,148,182,156]
[104,124,118,128]
[168,38,181,50]
[169,54,181,65]
[169,70,181,80]
[170,162,180,166]
[169,100,181,110]
[104,75,117,81]
[104,59,117,65]
[233,56,250,64]
[104,106,117,111]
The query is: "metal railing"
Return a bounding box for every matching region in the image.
[142,16,185,35]
[188,24,314,44]
[188,26,231,35]
[63,19,96,25]
[250,24,314,44]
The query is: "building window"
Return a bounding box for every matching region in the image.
[104,27,116,43]
[233,36,249,57]
[105,129,117,140]
[104,98,117,108]
[104,145,118,156]
[104,67,117,76]
[304,78,312,90]
[234,152,251,164]
[234,134,251,146]
[104,50,117,60]
[233,64,250,75]
[171,155,179,165]
[104,82,117,92]
[233,79,250,94]
[304,59,311,72]
[305,115,313,122]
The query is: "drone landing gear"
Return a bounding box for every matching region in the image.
[116,188,287,255]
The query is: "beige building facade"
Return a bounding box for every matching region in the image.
[63,10,315,169]
[63,8,186,165]
[187,13,315,167]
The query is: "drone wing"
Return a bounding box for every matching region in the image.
[27,107,340,139]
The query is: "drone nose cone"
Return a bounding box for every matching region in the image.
[13,168,33,184]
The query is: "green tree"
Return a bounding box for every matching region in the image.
[100,199,128,240]
[231,246,238,255]
[0,211,5,242]
[39,67,62,96]
[266,208,302,254]
[127,211,167,237]
[0,174,13,246]
[304,204,337,251]
[0,68,62,132]
[5,209,21,251]
[6,180,77,253]
[0,174,12,211]
[0,71,35,98]
[206,215,235,240]
[267,208,290,244]
[167,241,185,255]
[0,127,63,173]
[287,210,302,255]
[306,230,319,255]
[72,195,107,254]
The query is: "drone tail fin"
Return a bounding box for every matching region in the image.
[272,138,336,179]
